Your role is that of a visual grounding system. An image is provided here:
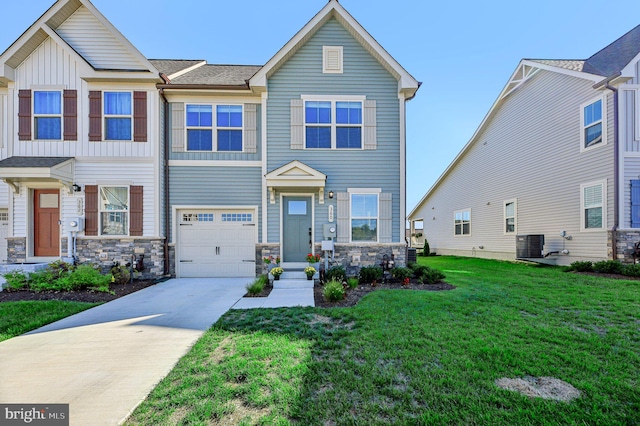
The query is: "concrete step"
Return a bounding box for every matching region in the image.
[273,278,314,289]
[280,262,309,271]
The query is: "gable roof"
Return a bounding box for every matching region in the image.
[0,0,160,84]
[249,0,419,99]
[168,64,262,87]
[409,24,640,219]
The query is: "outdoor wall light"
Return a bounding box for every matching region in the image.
[72,184,82,192]
[328,191,334,199]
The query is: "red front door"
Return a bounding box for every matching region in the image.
[34,189,60,257]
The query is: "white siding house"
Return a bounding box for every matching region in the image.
[409,25,640,265]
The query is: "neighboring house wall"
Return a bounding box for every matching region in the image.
[413,69,615,264]
[266,18,402,246]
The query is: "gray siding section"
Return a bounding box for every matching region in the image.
[159,99,166,238]
[266,18,401,242]
[168,103,262,161]
[169,166,263,242]
[412,70,614,263]
[619,56,640,229]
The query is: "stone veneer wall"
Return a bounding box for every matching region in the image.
[7,237,27,263]
[256,244,281,275]
[611,230,640,263]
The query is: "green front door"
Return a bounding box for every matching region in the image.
[283,196,312,262]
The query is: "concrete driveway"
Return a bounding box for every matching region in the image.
[0,277,251,426]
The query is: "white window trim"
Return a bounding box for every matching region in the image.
[103,91,133,142]
[33,90,62,141]
[580,95,607,152]
[184,103,244,152]
[323,46,343,74]
[504,199,517,235]
[302,95,365,150]
[99,185,130,236]
[348,188,380,243]
[454,208,471,237]
[580,180,607,231]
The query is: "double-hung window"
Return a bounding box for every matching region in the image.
[581,181,605,230]
[305,99,363,149]
[351,193,378,242]
[186,104,243,151]
[100,186,129,235]
[581,98,604,150]
[104,92,132,140]
[33,91,62,140]
[454,209,471,236]
[504,200,516,234]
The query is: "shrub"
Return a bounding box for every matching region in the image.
[246,275,267,295]
[391,267,413,281]
[27,270,57,292]
[592,260,623,274]
[567,261,593,272]
[410,265,446,284]
[110,264,131,285]
[325,265,346,283]
[359,265,383,283]
[622,263,640,277]
[47,260,74,280]
[3,271,28,290]
[56,264,111,292]
[347,277,359,289]
[323,279,345,302]
[422,239,430,256]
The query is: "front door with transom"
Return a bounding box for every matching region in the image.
[34,189,60,257]
[283,196,312,262]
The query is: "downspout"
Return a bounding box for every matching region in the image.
[159,87,170,275]
[605,82,619,261]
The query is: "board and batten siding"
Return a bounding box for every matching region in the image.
[55,6,143,70]
[169,166,262,242]
[265,18,401,243]
[414,69,614,263]
[11,35,157,158]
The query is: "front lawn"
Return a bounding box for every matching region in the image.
[0,300,99,342]
[127,257,640,425]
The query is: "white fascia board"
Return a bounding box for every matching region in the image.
[249,0,419,95]
[520,60,603,83]
[79,0,160,76]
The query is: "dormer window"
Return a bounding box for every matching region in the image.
[323,46,343,74]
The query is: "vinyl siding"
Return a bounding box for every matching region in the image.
[169,166,262,242]
[266,18,401,242]
[12,36,158,158]
[55,6,144,70]
[412,70,614,263]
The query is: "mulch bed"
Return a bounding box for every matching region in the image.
[243,284,273,298]
[0,279,160,303]
[314,280,456,308]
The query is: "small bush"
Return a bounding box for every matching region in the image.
[110,264,131,285]
[325,265,346,283]
[47,260,74,280]
[27,270,57,292]
[420,268,446,284]
[409,264,429,279]
[56,264,111,292]
[3,271,28,290]
[359,265,383,283]
[246,275,267,295]
[323,279,345,302]
[422,239,430,257]
[622,263,640,277]
[592,260,623,274]
[567,261,593,272]
[391,267,413,281]
[347,277,359,289]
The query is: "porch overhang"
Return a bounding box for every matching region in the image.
[265,160,327,203]
[0,157,75,194]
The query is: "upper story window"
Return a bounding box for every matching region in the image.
[581,97,604,150]
[104,92,132,141]
[351,192,378,242]
[323,46,343,74]
[581,181,605,230]
[305,99,362,149]
[100,186,129,235]
[33,91,62,140]
[186,104,243,151]
[454,209,471,236]
[504,199,516,234]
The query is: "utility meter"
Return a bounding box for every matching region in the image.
[323,223,337,238]
[66,217,84,232]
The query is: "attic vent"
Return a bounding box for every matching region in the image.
[323,46,343,73]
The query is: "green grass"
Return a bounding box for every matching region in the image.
[127,257,640,425]
[0,300,99,342]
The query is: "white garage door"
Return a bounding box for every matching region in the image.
[178,209,256,278]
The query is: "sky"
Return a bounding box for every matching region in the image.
[2,0,640,212]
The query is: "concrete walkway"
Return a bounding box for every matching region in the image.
[0,277,251,426]
[232,276,315,309]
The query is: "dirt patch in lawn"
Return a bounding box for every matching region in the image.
[0,279,161,303]
[314,280,455,308]
[495,377,581,402]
